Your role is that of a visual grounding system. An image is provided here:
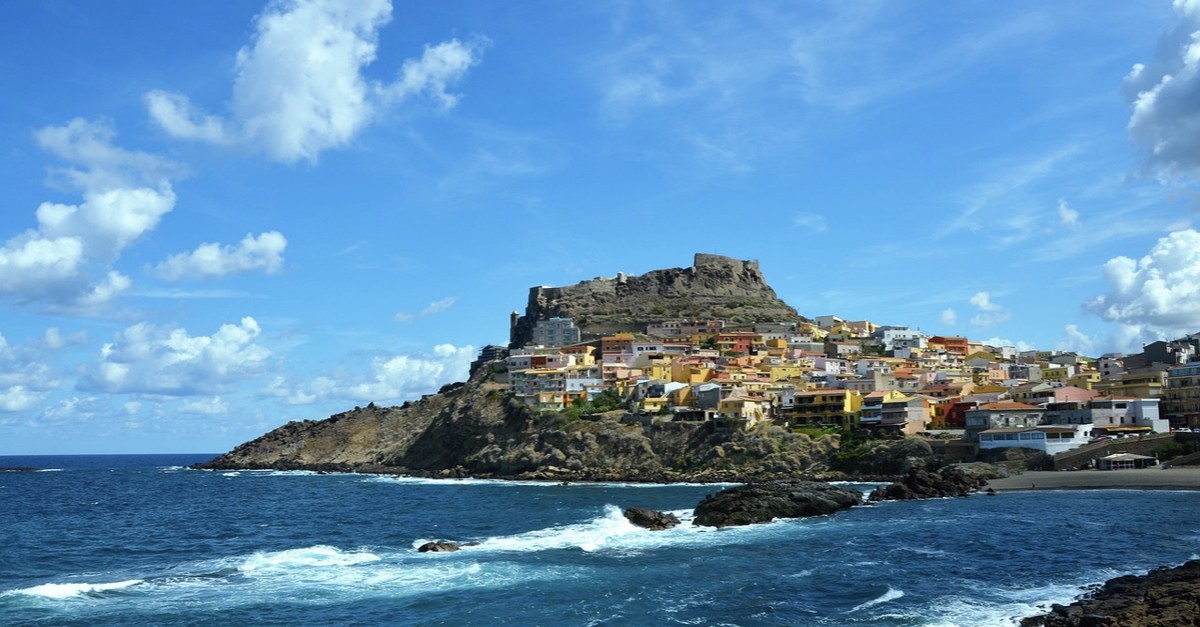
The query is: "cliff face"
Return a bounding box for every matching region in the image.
[509,253,803,347]
[197,367,840,481]
[198,253,841,480]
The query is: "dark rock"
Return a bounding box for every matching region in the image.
[417,541,467,553]
[0,466,40,472]
[1020,560,1200,627]
[623,507,681,530]
[867,466,989,502]
[693,480,862,527]
[509,254,804,347]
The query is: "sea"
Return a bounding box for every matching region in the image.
[1,454,1197,627]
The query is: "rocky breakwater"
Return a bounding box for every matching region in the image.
[509,253,804,345]
[1020,560,1200,627]
[692,480,863,527]
[867,463,1003,501]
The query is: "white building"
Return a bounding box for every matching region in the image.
[978,425,1091,455]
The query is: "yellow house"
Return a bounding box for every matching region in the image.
[1069,371,1100,390]
[718,387,772,428]
[645,356,675,382]
[767,364,807,382]
[1042,366,1071,382]
[640,396,669,413]
[789,389,862,428]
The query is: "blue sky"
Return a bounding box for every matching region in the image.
[2,1,1200,454]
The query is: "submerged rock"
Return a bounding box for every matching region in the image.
[623,507,681,530]
[692,480,862,528]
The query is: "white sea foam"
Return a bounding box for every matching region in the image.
[365,475,738,489]
[4,579,143,599]
[850,586,904,612]
[238,545,381,573]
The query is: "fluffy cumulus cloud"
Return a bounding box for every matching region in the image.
[0,330,64,412]
[80,317,272,396]
[1086,229,1200,343]
[968,291,1012,328]
[264,344,474,405]
[1124,0,1200,178]
[1058,324,1097,355]
[939,308,957,326]
[146,0,484,163]
[153,231,287,280]
[343,343,474,402]
[0,119,177,309]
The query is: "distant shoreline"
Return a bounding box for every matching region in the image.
[986,467,1200,492]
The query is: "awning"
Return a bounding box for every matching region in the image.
[1100,426,1151,432]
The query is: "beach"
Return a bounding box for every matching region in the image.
[986,466,1200,492]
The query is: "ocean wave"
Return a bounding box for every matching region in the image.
[3,579,143,600]
[850,586,904,612]
[364,475,739,489]
[238,545,381,573]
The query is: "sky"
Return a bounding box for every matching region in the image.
[2,1,1200,454]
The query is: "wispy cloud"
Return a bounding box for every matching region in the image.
[395,296,459,323]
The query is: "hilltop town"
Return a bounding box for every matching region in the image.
[200,254,1200,477]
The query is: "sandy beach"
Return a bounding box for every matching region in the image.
[986,466,1200,492]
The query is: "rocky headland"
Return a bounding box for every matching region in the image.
[195,361,847,481]
[1020,560,1200,627]
[508,253,804,346]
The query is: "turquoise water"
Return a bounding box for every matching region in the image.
[1,455,1197,626]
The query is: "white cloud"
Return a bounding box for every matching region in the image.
[147,0,484,163]
[395,296,458,323]
[1086,229,1200,342]
[178,397,230,415]
[1057,198,1080,227]
[1058,324,1097,355]
[153,231,287,280]
[261,376,318,405]
[80,317,272,396]
[940,308,958,326]
[0,386,44,412]
[969,291,1012,328]
[0,330,62,412]
[980,336,1035,353]
[1124,1,1200,178]
[310,343,475,403]
[0,119,178,310]
[969,291,999,311]
[793,213,829,232]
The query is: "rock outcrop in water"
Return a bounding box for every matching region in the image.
[623,508,681,530]
[509,253,804,347]
[692,480,862,527]
[866,464,999,501]
[1019,560,1200,627]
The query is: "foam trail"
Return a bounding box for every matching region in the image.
[850,586,904,612]
[4,579,143,599]
[238,545,381,573]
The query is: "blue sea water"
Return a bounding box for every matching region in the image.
[1,455,1198,626]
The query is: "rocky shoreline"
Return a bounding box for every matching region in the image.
[1020,560,1200,627]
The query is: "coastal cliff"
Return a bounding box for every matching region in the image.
[196,365,841,480]
[199,253,842,480]
[509,253,803,347]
